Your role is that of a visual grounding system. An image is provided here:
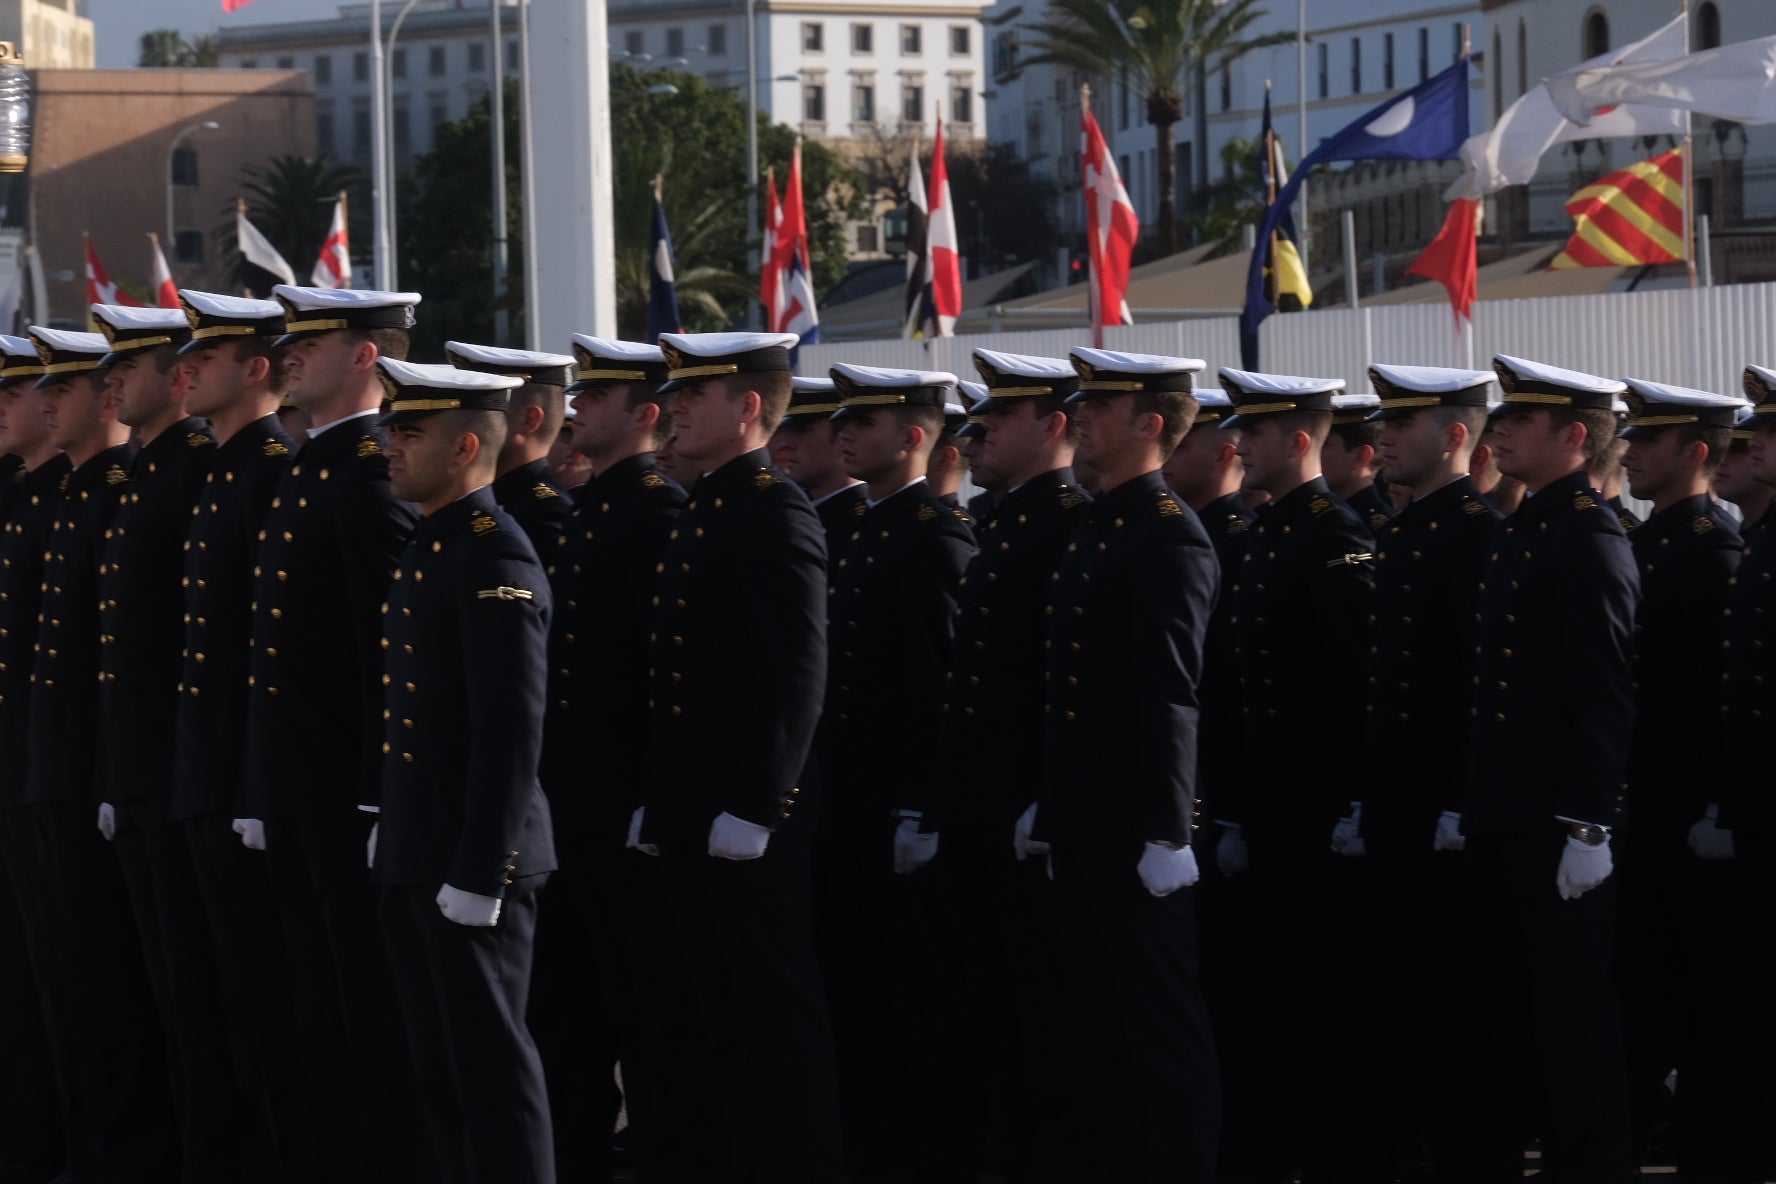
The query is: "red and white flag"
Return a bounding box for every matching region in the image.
[222,0,261,13]
[921,114,962,338]
[768,140,819,345]
[760,168,783,332]
[311,193,351,288]
[149,234,179,309]
[85,235,142,308]
[1082,106,1138,347]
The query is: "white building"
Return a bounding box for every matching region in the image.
[0,0,95,69]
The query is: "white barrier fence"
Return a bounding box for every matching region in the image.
[797,282,1776,394]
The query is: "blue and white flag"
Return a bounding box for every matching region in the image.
[647,180,683,341]
[1241,58,1472,367]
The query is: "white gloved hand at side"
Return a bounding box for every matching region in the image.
[1556,836,1613,901]
[436,883,502,927]
[1433,811,1466,852]
[97,803,116,842]
[892,815,939,875]
[1686,803,1735,861]
[1216,823,1249,877]
[366,822,378,870]
[232,818,267,851]
[1330,803,1366,857]
[1137,843,1200,896]
[626,807,660,857]
[1012,802,1050,861]
[707,811,771,861]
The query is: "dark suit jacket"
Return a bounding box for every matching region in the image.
[1193,490,1256,824]
[493,456,571,567]
[0,455,69,806]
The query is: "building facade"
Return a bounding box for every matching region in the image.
[0,0,95,70]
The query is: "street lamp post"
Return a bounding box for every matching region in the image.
[491,0,509,345]
[383,0,422,287]
[166,119,220,257]
[745,0,759,329]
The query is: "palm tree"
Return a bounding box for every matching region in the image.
[1021,0,1290,255]
[138,28,188,68]
[216,155,366,291]
[612,169,751,338]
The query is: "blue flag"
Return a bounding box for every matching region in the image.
[1241,58,1471,368]
[647,188,683,341]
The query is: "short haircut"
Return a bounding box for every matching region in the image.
[509,381,565,441]
[1268,408,1332,447]
[1030,391,1083,443]
[1658,422,1732,476]
[445,407,508,470]
[1135,390,1200,454]
[892,405,945,455]
[343,327,411,362]
[1549,406,1621,466]
[616,380,673,445]
[1431,404,1489,441]
[235,336,289,395]
[729,369,792,427]
[1331,419,1380,452]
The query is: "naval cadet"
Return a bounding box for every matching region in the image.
[929,393,973,522]
[530,335,683,1183]
[1712,406,1771,528]
[817,361,974,1182]
[919,348,1089,1180]
[773,375,864,554]
[372,359,557,1184]
[1032,346,1219,1182]
[90,304,244,1181]
[1214,366,1374,1181]
[1325,392,1395,530]
[1612,379,1747,1174]
[1447,354,1638,1184]
[169,290,311,1178]
[637,331,841,1182]
[1593,418,1643,533]
[0,335,72,1184]
[548,415,592,496]
[23,325,176,1180]
[444,340,575,563]
[241,285,421,1182]
[956,380,1000,521]
[1470,413,1526,515]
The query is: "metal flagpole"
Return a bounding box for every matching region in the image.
[491,0,511,343]
[745,0,760,330]
[1680,0,1697,288]
[1296,0,1309,267]
[371,0,389,288]
[518,0,540,348]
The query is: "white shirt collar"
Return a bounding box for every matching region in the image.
[866,475,927,508]
[304,407,378,438]
[812,480,864,508]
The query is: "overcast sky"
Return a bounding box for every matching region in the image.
[89,0,308,68]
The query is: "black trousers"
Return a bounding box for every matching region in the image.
[380,878,555,1184]
[183,811,317,1182]
[263,811,424,1184]
[527,834,666,1183]
[0,809,68,1183]
[30,798,177,1183]
[1045,842,1219,1184]
[646,820,842,1183]
[113,796,241,1183]
[1445,831,1634,1184]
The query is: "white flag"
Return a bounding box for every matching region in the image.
[236,200,295,286]
[1445,14,1687,201]
[1549,34,1776,128]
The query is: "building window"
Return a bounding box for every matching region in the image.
[1383,33,1394,88]
[1417,27,1428,82]
[276,56,293,69]
[1696,2,1721,49]
[803,23,823,53]
[853,24,873,54]
[951,25,970,55]
[1584,11,1609,58]
[803,76,825,122]
[852,75,875,123]
[1219,64,1231,111]
[949,75,973,124]
[170,147,199,187]
[174,230,205,264]
[856,224,879,253]
[430,97,448,134]
[468,42,486,72]
[901,25,921,55]
[625,31,644,57]
[430,44,447,75]
[240,59,257,69]
[1350,38,1361,92]
[1318,42,1329,98]
[708,25,727,56]
[506,39,518,73]
[354,106,372,155]
[315,54,332,84]
[1118,68,1130,129]
[666,28,684,57]
[392,48,406,79]
[393,104,410,151]
[354,51,368,82]
[317,110,335,155]
[902,75,925,123]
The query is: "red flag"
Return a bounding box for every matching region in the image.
[311,193,351,288]
[768,140,819,343]
[760,168,782,329]
[149,234,179,309]
[1081,107,1137,347]
[1406,198,1479,326]
[85,235,143,308]
[222,0,260,11]
[922,114,961,337]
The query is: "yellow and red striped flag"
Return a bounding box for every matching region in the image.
[1550,147,1684,269]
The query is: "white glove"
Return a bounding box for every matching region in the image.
[1137,842,1200,896]
[626,807,660,857]
[707,811,771,861]
[1433,811,1466,852]
[232,818,267,851]
[97,803,116,842]
[1686,803,1735,860]
[892,816,939,875]
[1330,803,1366,857]
[366,822,378,870]
[1215,822,1249,877]
[436,884,502,927]
[1012,802,1050,861]
[1555,835,1614,901]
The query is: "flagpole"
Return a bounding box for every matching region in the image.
[1680,0,1697,288]
[1264,79,1280,309]
[1296,0,1309,270]
[1082,82,1101,347]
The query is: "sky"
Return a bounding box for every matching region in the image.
[89,0,311,68]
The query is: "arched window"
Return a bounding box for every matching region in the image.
[170,146,198,187]
[1584,10,1610,59]
[1517,21,1528,98]
[1697,2,1721,50]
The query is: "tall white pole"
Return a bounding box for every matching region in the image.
[384,0,421,288]
[491,0,510,344]
[529,0,617,342]
[1296,0,1309,268]
[745,0,760,330]
[371,0,389,289]
[518,0,539,348]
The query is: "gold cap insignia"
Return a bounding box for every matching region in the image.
[181,300,203,331]
[263,440,290,458]
[1745,371,1771,402]
[533,483,561,500]
[641,471,667,489]
[106,465,128,486]
[1494,364,1518,393]
[1622,391,1647,419]
[97,320,118,343]
[357,439,382,459]
[1077,360,1095,380]
[662,344,684,370]
[470,513,499,535]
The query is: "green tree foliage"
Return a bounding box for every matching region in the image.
[139,29,218,68]
[217,154,367,294]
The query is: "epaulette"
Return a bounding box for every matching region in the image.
[951,507,972,525]
[106,465,128,486]
[1693,516,1716,535]
[1310,495,1332,517]
[641,472,668,489]
[357,438,382,459]
[533,483,561,501]
[186,432,213,448]
[754,470,780,489]
[1157,495,1184,518]
[263,440,290,459]
[470,513,500,535]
